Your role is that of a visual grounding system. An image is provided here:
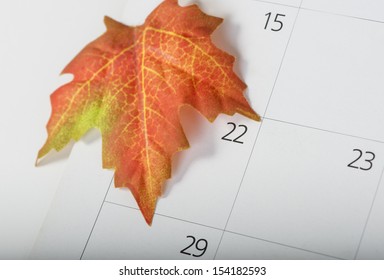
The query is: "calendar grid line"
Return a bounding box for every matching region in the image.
[224,230,343,260]
[251,0,300,9]
[213,0,304,260]
[354,166,384,259]
[265,117,384,144]
[80,176,114,260]
[260,16,301,116]
[252,0,384,25]
[104,200,342,259]
[104,201,224,231]
[300,7,384,25]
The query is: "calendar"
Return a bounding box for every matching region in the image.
[31,0,384,260]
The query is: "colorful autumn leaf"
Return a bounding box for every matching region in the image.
[37,0,260,225]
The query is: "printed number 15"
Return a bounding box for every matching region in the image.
[265,13,285,32]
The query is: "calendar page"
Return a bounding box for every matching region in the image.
[31,0,384,260]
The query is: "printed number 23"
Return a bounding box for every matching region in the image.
[348,149,375,171]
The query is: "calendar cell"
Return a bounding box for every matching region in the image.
[106,111,261,229]
[226,119,384,259]
[82,202,223,259]
[180,0,299,116]
[266,9,384,141]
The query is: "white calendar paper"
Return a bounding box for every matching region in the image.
[31,0,384,260]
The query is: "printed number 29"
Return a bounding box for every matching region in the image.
[180,236,208,258]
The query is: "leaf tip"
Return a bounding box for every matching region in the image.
[137,203,155,226]
[35,146,49,167]
[252,112,262,122]
[104,15,126,31]
[144,213,154,226]
[136,196,157,226]
[238,107,261,122]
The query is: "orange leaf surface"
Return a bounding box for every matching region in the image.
[37,0,260,224]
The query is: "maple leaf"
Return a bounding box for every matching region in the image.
[37,0,260,225]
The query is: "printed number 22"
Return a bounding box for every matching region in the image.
[347,149,375,171]
[265,13,285,32]
[221,122,248,144]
